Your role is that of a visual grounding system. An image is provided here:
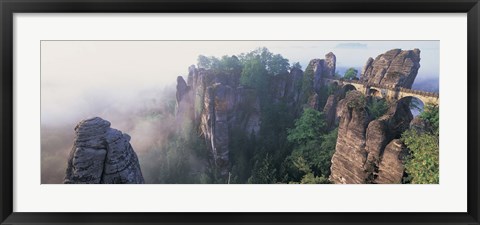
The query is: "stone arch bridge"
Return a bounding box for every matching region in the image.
[324,78,439,105]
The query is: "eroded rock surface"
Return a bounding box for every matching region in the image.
[308,52,337,94]
[374,139,408,184]
[361,48,421,88]
[176,65,262,177]
[64,117,144,184]
[329,49,423,184]
[364,100,412,182]
[329,91,371,184]
[330,94,413,184]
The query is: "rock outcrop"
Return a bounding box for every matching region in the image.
[329,91,371,184]
[374,139,408,184]
[328,49,423,184]
[365,100,413,182]
[308,52,337,94]
[199,84,261,176]
[176,76,195,124]
[329,92,413,184]
[64,117,144,184]
[361,48,421,88]
[176,65,261,177]
[327,91,413,184]
[272,67,304,107]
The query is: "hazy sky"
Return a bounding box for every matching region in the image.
[41,41,439,126]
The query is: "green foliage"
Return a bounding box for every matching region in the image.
[285,109,338,183]
[247,153,277,184]
[164,48,343,184]
[141,128,210,184]
[401,129,439,184]
[343,67,358,80]
[420,104,439,133]
[197,55,213,69]
[228,128,256,183]
[287,108,327,145]
[239,47,290,76]
[367,98,389,119]
[268,54,290,75]
[299,173,331,184]
[240,56,268,88]
[326,83,339,96]
[197,54,242,86]
[400,103,439,184]
[346,91,366,109]
[318,128,338,175]
[197,55,241,72]
[300,63,315,104]
[286,157,330,184]
[238,48,291,108]
[291,62,302,70]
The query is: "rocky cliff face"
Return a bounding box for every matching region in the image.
[309,52,336,94]
[330,49,420,184]
[64,117,144,184]
[361,48,421,88]
[329,91,371,184]
[329,93,413,184]
[272,67,304,107]
[176,76,195,125]
[300,52,337,111]
[176,65,262,177]
[175,54,339,177]
[365,100,412,183]
[374,139,408,184]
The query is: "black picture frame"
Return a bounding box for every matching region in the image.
[1,0,479,224]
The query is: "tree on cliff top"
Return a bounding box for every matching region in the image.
[197,55,242,86]
[239,47,290,76]
[343,67,358,80]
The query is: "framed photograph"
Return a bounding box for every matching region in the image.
[1,0,479,224]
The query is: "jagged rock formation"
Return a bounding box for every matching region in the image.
[200,84,261,176]
[329,92,413,184]
[201,83,234,176]
[365,100,413,183]
[272,67,304,107]
[176,76,194,124]
[309,52,336,94]
[299,52,338,112]
[361,48,421,88]
[175,59,320,177]
[323,88,344,130]
[64,117,144,184]
[375,139,408,184]
[174,53,339,177]
[176,65,262,177]
[329,91,371,184]
[330,49,421,184]
[173,49,422,184]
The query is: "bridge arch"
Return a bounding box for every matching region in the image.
[343,84,356,92]
[397,91,439,107]
[397,96,425,117]
[322,77,439,106]
[367,87,383,98]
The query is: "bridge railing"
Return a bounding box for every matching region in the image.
[326,78,439,98]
